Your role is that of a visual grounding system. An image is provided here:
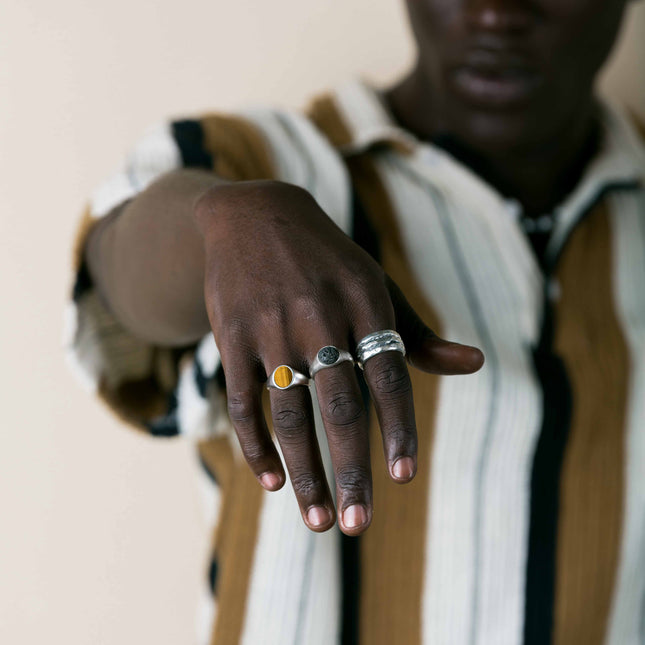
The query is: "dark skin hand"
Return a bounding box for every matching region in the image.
[87,170,483,537]
[193,180,484,535]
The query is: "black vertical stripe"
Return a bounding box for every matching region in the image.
[338,185,381,645]
[171,120,213,169]
[145,389,180,437]
[194,354,209,398]
[73,259,94,301]
[208,556,219,594]
[523,297,573,645]
[340,532,361,645]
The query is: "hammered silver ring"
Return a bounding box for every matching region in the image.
[355,329,406,370]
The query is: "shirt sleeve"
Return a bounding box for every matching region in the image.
[64,107,351,439]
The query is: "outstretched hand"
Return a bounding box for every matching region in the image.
[194,179,484,536]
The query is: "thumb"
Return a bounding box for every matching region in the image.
[386,275,485,375]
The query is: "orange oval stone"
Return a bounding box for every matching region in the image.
[274,365,293,389]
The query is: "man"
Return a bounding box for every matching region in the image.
[66,0,645,643]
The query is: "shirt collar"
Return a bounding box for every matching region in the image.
[330,77,419,156]
[554,98,645,221]
[331,77,645,197]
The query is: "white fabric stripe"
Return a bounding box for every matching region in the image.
[175,334,229,438]
[63,302,98,393]
[274,110,351,234]
[176,354,228,439]
[408,145,544,318]
[195,463,222,645]
[90,122,181,218]
[437,195,541,645]
[196,333,220,379]
[240,384,340,645]
[239,108,351,234]
[377,150,543,645]
[606,190,645,645]
[67,289,159,389]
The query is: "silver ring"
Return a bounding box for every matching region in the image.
[267,364,310,390]
[355,329,406,370]
[310,345,354,378]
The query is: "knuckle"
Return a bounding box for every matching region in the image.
[322,392,365,428]
[289,292,324,321]
[227,392,257,424]
[240,442,270,467]
[371,362,412,397]
[258,303,287,330]
[336,465,370,495]
[273,407,308,436]
[291,472,324,499]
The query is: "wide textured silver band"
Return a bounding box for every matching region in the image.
[355,329,406,369]
[310,346,355,378]
[267,365,310,390]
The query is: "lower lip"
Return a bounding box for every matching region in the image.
[450,67,540,109]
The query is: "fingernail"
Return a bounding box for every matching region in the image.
[260,472,281,490]
[392,456,415,480]
[343,504,367,529]
[307,506,331,528]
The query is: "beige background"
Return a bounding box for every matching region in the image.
[1,1,643,643]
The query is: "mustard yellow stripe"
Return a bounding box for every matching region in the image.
[96,367,169,432]
[208,441,264,644]
[553,201,628,645]
[198,435,237,555]
[200,114,276,181]
[306,92,355,150]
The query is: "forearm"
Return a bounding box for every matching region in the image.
[84,168,224,346]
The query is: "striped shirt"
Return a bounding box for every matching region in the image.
[65,78,645,645]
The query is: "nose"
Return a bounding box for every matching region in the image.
[465,0,535,32]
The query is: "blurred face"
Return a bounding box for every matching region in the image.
[403,0,630,152]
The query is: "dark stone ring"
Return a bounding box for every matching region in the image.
[310,345,354,378]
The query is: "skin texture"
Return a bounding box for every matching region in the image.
[85,0,632,535]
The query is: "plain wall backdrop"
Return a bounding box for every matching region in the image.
[1,1,643,643]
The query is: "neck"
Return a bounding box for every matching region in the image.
[383,69,601,217]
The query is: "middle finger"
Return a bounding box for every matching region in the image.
[311,352,373,536]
